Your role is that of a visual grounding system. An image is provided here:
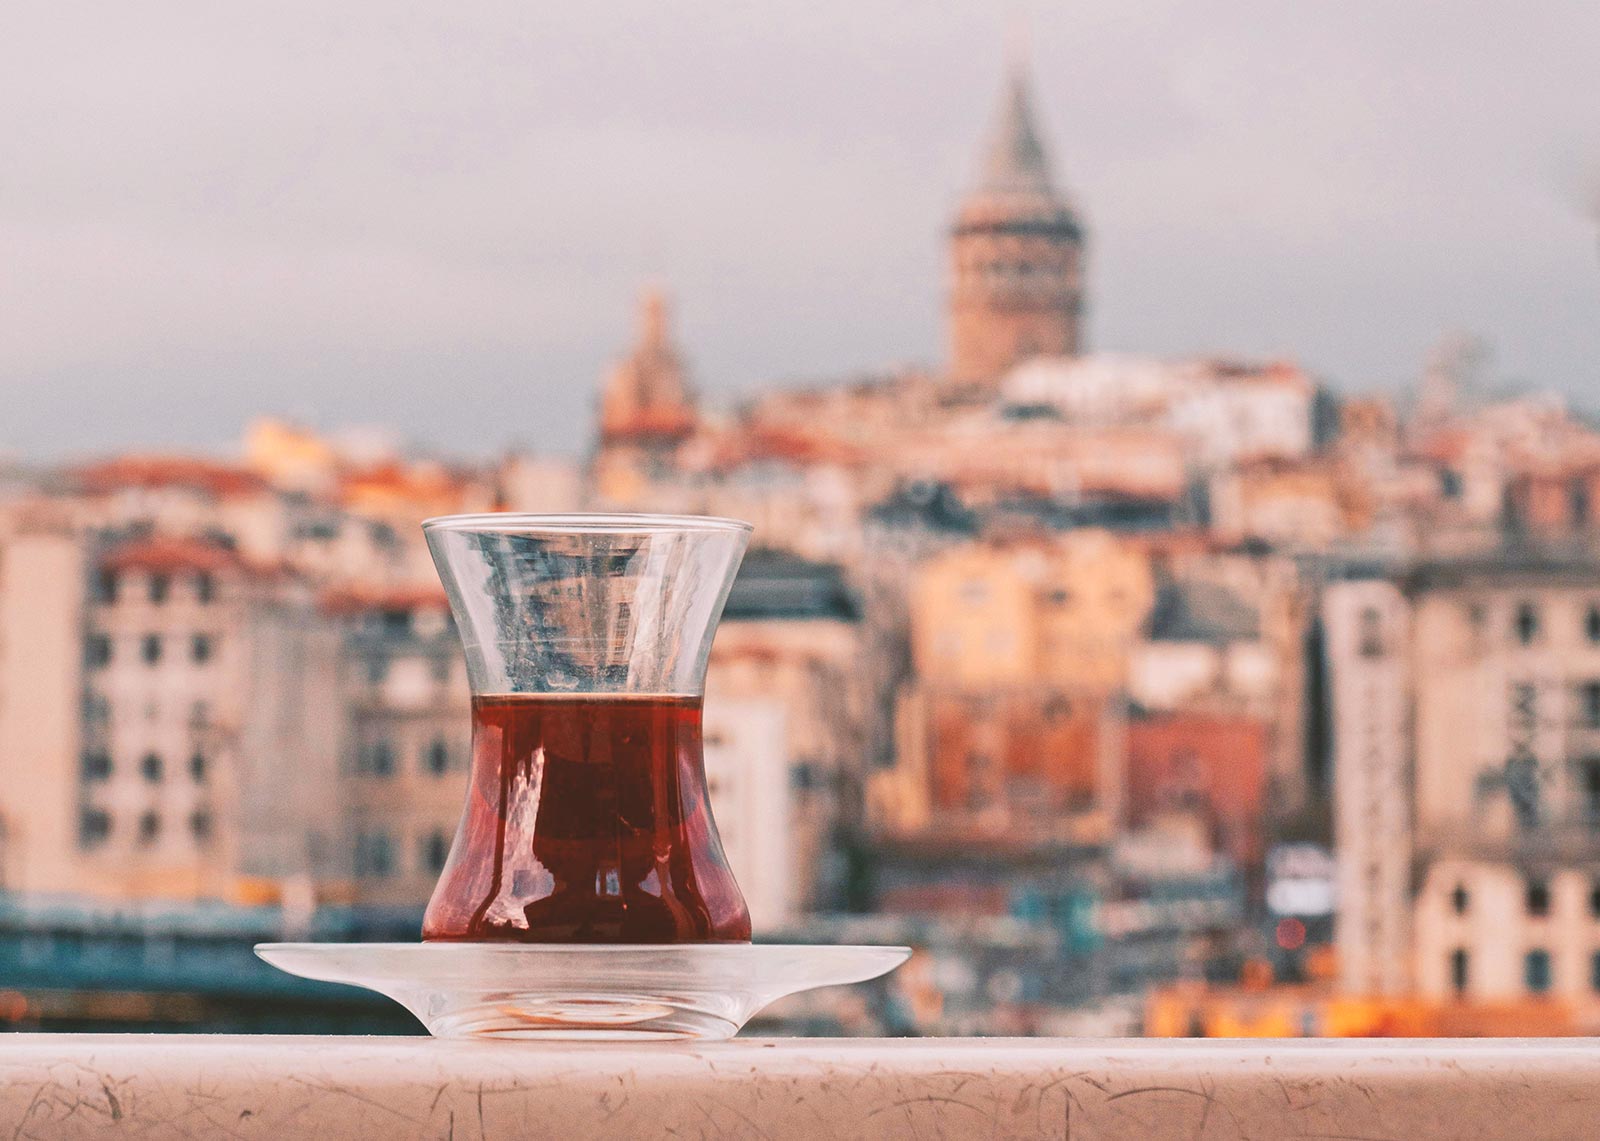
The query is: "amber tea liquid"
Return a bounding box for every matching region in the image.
[422,693,751,943]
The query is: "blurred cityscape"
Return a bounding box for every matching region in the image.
[2,57,1600,1038]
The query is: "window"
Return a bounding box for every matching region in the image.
[189,753,207,783]
[1591,882,1600,919]
[1592,951,1600,993]
[191,634,213,664]
[1357,607,1385,658]
[424,738,451,776]
[1581,682,1600,729]
[140,753,163,783]
[148,574,169,604]
[79,809,110,847]
[1526,878,1551,917]
[190,810,212,842]
[82,752,112,781]
[85,634,112,668]
[958,579,990,607]
[95,569,119,605]
[195,572,215,604]
[1515,602,1541,646]
[431,656,453,685]
[355,831,394,878]
[367,656,389,685]
[1525,948,1553,994]
[140,634,162,665]
[1585,761,1600,826]
[362,740,395,776]
[421,830,450,874]
[1451,883,1470,915]
[137,811,161,845]
[1450,948,1469,994]
[1588,605,1600,645]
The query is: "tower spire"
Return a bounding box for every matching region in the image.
[980,34,1054,197]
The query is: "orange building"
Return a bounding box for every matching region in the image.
[1126,712,1270,873]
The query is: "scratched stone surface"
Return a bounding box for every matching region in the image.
[3,1036,1600,1139]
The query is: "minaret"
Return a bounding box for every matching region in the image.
[948,57,1086,387]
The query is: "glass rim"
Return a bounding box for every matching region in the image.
[421,512,754,536]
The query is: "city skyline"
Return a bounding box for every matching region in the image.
[3,1,1599,461]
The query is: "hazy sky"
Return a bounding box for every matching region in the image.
[3,2,1598,459]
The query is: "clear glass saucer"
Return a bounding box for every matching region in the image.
[254,943,910,1041]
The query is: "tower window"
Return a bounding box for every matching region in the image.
[1525,948,1552,994]
[148,574,169,604]
[141,634,163,665]
[190,811,212,842]
[96,569,119,605]
[82,752,112,782]
[189,753,207,783]
[138,811,161,845]
[1450,883,1470,915]
[191,634,214,664]
[1589,881,1600,918]
[424,739,451,776]
[1450,948,1469,994]
[1526,878,1551,917]
[140,753,163,783]
[196,573,215,604]
[1587,605,1600,644]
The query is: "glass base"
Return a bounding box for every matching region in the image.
[255,943,910,1041]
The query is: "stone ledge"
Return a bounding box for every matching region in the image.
[4,1035,1599,1139]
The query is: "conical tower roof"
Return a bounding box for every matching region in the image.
[978,63,1056,197]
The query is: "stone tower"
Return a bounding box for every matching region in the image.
[948,59,1086,387]
[592,289,698,502]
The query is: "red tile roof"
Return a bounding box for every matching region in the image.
[71,456,269,498]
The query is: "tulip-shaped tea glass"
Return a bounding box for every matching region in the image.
[420,512,752,944]
[257,513,907,1040]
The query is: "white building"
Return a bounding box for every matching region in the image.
[1002,353,1315,470]
[703,697,793,931]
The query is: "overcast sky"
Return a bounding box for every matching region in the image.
[3,2,1598,459]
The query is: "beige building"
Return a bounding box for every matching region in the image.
[74,535,343,903]
[331,588,471,910]
[909,530,1153,693]
[0,508,87,895]
[1328,557,1600,1011]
